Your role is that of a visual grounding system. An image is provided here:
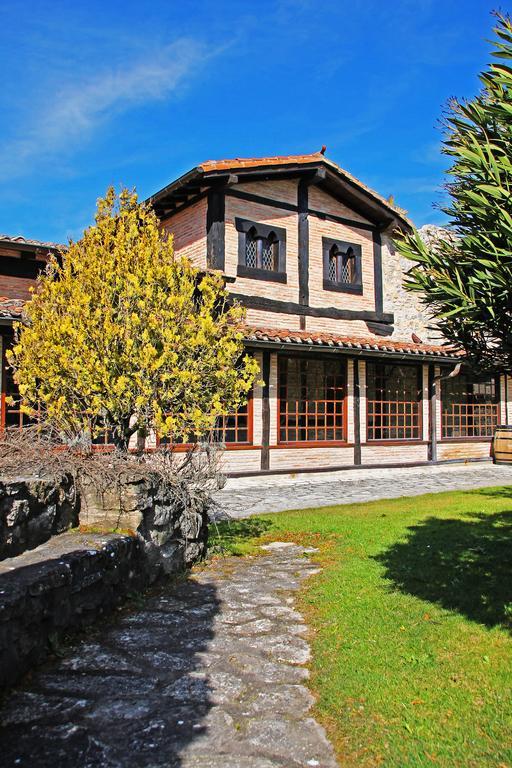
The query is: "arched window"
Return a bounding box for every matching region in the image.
[262,231,279,271]
[245,227,258,268]
[328,244,355,283]
[323,238,362,293]
[236,218,287,281]
[245,228,279,271]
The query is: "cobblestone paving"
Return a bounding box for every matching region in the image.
[0,543,337,768]
[214,463,512,519]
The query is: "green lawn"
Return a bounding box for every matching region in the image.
[213,487,512,767]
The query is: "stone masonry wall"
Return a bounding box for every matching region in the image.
[382,233,442,344]
[0,474,79,560]
[79,474,209,577]
[0,470,211,688]
[0,532,148,688]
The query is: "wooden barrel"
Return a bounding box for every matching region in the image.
[493,425,512,464]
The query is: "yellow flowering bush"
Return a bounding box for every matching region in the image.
[8,187,259,450]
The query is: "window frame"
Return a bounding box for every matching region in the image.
[156,392,254,451]
[277,353,348,447]
[322,237,363,295]
[440,371,499,441]
[236,217,287,283]
[365,361,423,444]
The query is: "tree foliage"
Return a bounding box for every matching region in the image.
[9,188,259,450]
[394,13,512,373]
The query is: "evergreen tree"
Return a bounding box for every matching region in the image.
[9,188,259,450]
[395,13,512,372]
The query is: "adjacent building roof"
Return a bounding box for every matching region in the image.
[0,297,25,320]
[0,235,65,253]
[244,326,461,362]
[148,151,412,231]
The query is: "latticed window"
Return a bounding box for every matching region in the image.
[159,398,252,447]
[366,363,422,441]
[328,244,355,284]
[213,399,252,444]
[90,418,115,447]
[278,357,346,444]
[441,374,498,438]
[1,360,38,430]
[245,227,279,271]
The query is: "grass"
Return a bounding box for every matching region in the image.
[213,487,512,767]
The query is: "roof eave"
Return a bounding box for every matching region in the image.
[147,158,411,231]
[0,239,63,255]
[244,337,460,364]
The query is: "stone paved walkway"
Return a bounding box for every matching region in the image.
[0,543,337,768]
[214,462,512,519]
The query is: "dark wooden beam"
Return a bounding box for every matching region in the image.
[428,363,438,463]
[297,178,310,312]
[353,359,361,465]
[307,207,375,232]
[261,350,271,470]
[372,229,383,315]
[206,189,225,270]
[226,189,297,213]
[225,189,378,233]
[230,292,394,324]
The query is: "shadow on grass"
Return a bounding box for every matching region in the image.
[209,517,274,555]
[375,509,512,630]
[468,485,512,501]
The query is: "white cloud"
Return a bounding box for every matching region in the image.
[0,38,206,179]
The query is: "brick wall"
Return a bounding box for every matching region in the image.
[225,190,299,302]
[308,216,375,312]
[161,198,207,269]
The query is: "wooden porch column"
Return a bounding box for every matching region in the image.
[428,363,437,463]
[353,358,362,466]
[260,349,271,471]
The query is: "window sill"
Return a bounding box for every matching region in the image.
[224,444,260,451]
[272,441,353,449]
[363,440,428,446]
[155,442,256,452]
[439,437,493,443]
[323,279,363,295]
[237,265,287,283]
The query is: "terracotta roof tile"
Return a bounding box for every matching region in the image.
[244,326,461,359]
[0,297,25,319]
[0,234,65,250]
[198,152,324,173]
[197,152,409,223]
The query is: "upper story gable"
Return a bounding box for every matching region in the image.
[150,151,417,339]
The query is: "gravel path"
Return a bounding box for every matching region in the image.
[0,543,337,768]
[214,463,512,519]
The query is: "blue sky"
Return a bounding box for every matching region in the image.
[0,0,505,242]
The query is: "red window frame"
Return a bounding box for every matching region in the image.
[156,394,254,450]
[441,373,499,440]
[277,355,347,446]
[0,341,39,430]
[366,362,423,442]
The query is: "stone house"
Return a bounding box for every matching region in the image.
[0,152,510,475]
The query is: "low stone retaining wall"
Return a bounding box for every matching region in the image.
[0,531,148,688]
[0,474,79,561]
[0,471,211,688]
[80,474,208,577]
